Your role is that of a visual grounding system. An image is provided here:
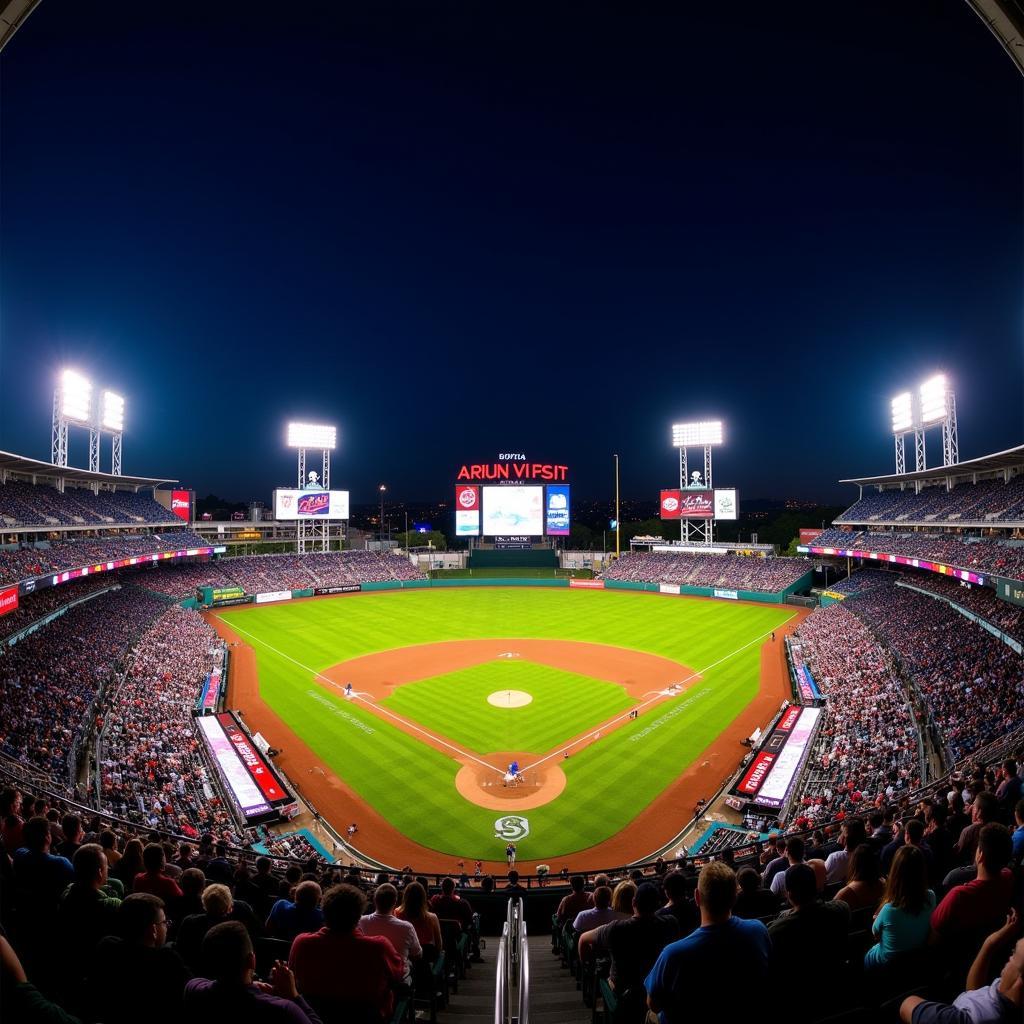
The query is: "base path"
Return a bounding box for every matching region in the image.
[207,608,808,873]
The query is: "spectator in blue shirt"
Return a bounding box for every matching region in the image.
[1011,799,1024,865]
[266,882,324,943]
[646,862,770,1024]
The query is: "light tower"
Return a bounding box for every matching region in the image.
[52,371,127,475]
[890,374,958,474]
[286,422,337,553]
[671,420,723,545]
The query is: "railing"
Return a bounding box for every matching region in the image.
[495,898,529,1024]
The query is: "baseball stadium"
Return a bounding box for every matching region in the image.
[2,3,1023,1024]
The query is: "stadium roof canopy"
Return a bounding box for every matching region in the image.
[0,0,41,52]
[965,0,1024,75]
[840,443,1024,488]
[0,449,177,488]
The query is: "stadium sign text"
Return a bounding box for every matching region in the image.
[457,462,568,482]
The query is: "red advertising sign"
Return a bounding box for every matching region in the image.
[776,705,802,733]
[171,490,191,522]
[456,485,479,511]
[0,585,18,618]
[737,751,776,795]
[457,462,568,482]
[677,490,714,518]
[217,713,287,804]
[660,490,683,520]
[569,579,605,589]
[799,528,823,544]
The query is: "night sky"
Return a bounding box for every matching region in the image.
[1,1,1021,506]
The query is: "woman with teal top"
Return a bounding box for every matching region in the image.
[864,844,935,969]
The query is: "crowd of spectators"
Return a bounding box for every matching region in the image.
[836,473,1024,525]
[0,588,168,779]
[257,833,329,866]
[824,569,902,595]
[96,607,238,842]
[789,603,922,821]
[808,527,1024,580]
[0,480,175,528]
[216,551,425,593]
[0,577,115,642]
[894,573,1024,645]
[601,552,810,593]
[0,529,209,588]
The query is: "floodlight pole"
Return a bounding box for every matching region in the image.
[296,448,306,488]
[894,433,906,476]
[914,428,926,472]
[942,392,959,467]
[111,432,123,476]
[677,447,687,543]
[88,424,101,474]
[51,390,68,468]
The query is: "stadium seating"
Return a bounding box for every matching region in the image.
[0,479,174,527]
[601,551,809,592]
[836,474,1024,525]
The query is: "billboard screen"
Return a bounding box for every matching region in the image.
[0,585,18,618]
[482,486,544,536]
[455,485,480,537]
[660,489,683,519]
[714,488,738,521]
[274,489,349,520]
[171,490,191,522]
[545,484,570,536]
[661,489,714,519]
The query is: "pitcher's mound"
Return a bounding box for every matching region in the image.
[487,690,533,708]
[455,759,566,810]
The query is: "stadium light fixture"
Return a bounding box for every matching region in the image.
[890,392,914,434]
[287,422,337,449]
[672,421,724,448]
[919,374,949,424]
[60,370,92,423]
[101,391,125,432]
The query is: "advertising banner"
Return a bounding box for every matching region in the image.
[995,577,1024,608]
[197,715,272,818]
[677,490,715,518]
[713,488,738,520]
[314,584,361,595]
[171,490,191,522]
[660,489,683,520]
[798,544,986,586]
[569,579,605,589]
[799,528,824,544]
[455,485,480,537]
[737,752,776,796]
[255,590,292,604]
[713,589,738,600]
[545,484,570,536]
[273,489,350,520]
[212,587,246,603]
[730,704,803,803]
[755,706,822,807]
[659,583,681,595]
[217,712,289,805]
[0,585,18,618]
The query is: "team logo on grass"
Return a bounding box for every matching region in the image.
[494,815,530,841]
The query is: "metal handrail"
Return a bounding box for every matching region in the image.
[494,920,508,1024]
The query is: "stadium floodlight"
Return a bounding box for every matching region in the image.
[60,370,92,423]
[919,374,949,424]
[672,421,724,448]
[287,422,337,449]
[890,392,914,434]
[101,391,125,432]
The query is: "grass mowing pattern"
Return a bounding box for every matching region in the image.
[382,661,635,754]
[220,588,793,860]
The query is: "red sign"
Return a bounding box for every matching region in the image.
[776,705,802,732]
[799,528,823,544]
[0,585,18,618]
[171,490,191,522]
[738,751,776,795]
[217,713,287,803]
[660,490,683,519]
[456,485,479,510]
[569,579,605,589]
[457,463,568,482]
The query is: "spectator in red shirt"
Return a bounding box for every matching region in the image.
[931,824,1015,956]
[289,883,404,1020]
[133,843,184,911]
[556,875,593,926]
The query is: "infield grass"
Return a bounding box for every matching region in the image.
[219,588,794,860]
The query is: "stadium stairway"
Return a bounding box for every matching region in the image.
[434,953,496,1024]
[524,937,591,1024]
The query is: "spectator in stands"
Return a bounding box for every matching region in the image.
[824,817,866,885]
[762,836,789,888]
[359,883,421,983]
[176,883,262,973]
[266,881,324,944]
[579,883,679,1007]
[0,788,24,852]
[768,836,824,897]
[429,876,473,931]
[955,792,1000,867]
[646,863,770,1024]
[111,838,144,888]
[395,881,443,953]
[134,843,184,910]
[572,885,619,933]
[12,815,74,911]
[178,867,207,921]
[56,814,84,862]
[996,760,1022,817]
[1012,799,1024,864]
[85,893,191,1024]
[733,867,778,920]
[610,880,637,917]
[835,843,885,912]
[932,825,1015,953]
[900,912,1023,1024]
[864,846,935,970]
[556,874,593,926]
[1,934,82,1024]
[98,829,121,868]
[882,819,935,881]
[657,871,698,938]
[504,870,527,898]
[289,883,404,1020]
[184,921,320,1024]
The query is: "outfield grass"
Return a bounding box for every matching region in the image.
[220,589,794,860]
[382,660,635,754]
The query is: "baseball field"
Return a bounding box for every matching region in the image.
[213,588,800,868]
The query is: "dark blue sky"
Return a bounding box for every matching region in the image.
[2,1,1021,505]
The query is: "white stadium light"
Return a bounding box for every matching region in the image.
[919,374,949,424]
[672,420,724,447]
[101,391,125,432]
[890,392,914,434]
[60,370,92,423]
[287,422,337,449]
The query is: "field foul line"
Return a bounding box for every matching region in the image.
[215,616,505,777]
[521,613,799,773]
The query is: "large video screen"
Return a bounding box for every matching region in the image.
[545,484,570,536]
[274,489,350,520]
[482,486,544,536]
[713,488,738,521]
[455,485,480,537]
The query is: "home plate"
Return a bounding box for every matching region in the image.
[487,690,533,708]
